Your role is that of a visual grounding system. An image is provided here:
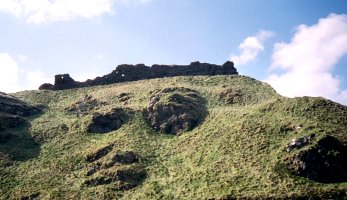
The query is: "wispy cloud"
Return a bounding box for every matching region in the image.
[230,30,274,65]
[0,53,52,93]
[265,13,347,105]
[0,0,113,24]
[0,0,152,24]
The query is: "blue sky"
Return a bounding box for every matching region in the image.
[0,0,347,104]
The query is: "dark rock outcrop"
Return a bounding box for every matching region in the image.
[21,192,41,200]
[0,92,40,132]
[87,111,124,133]
[85,144,114,163]
[0,92,41,162]
[87,108,131,133]
[285,134,316,152]
[84,144,146,190]
[85,167,146,191]
[284,135,347,183]
[0,113,26,133]
[39,61,238,90]
[144,87,207,135]
[0,92,40,117]
[113,151,139,164]
[86,151,141,176]
[219,88,243,104]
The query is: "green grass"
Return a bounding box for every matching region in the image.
[1,75,346,199]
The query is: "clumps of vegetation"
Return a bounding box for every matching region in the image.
[144,87,207,135]
[284,135,347,183]
[87,108,132,133]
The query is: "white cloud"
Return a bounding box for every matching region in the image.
[0,0,113,24]
[265,13,347,105]
[0,53,21,93]
[230,30,274,65]
[18,54,28,62]
[23,70,52,90]
[0,0,152,24]
[119,0,152,4]
[0,53,52,93]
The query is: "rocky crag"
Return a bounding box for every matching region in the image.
[39,61,237,90]
[0,92,40,132]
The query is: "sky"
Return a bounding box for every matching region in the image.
[0,0,347,105]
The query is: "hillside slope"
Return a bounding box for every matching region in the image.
[1,75,346,199]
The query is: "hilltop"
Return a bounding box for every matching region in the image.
[39,61,237,90]
[0,74,347,199]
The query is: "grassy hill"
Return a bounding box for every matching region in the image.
[1,75,346,199]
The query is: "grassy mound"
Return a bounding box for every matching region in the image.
[0,75,346,199]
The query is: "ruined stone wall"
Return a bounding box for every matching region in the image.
[39,61,238,90]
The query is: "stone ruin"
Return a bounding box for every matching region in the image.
[39,61,238,90]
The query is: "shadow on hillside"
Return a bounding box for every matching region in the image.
[0,119,41,162]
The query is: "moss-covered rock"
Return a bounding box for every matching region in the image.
[87,108,132,133]
[144,87,207,135]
